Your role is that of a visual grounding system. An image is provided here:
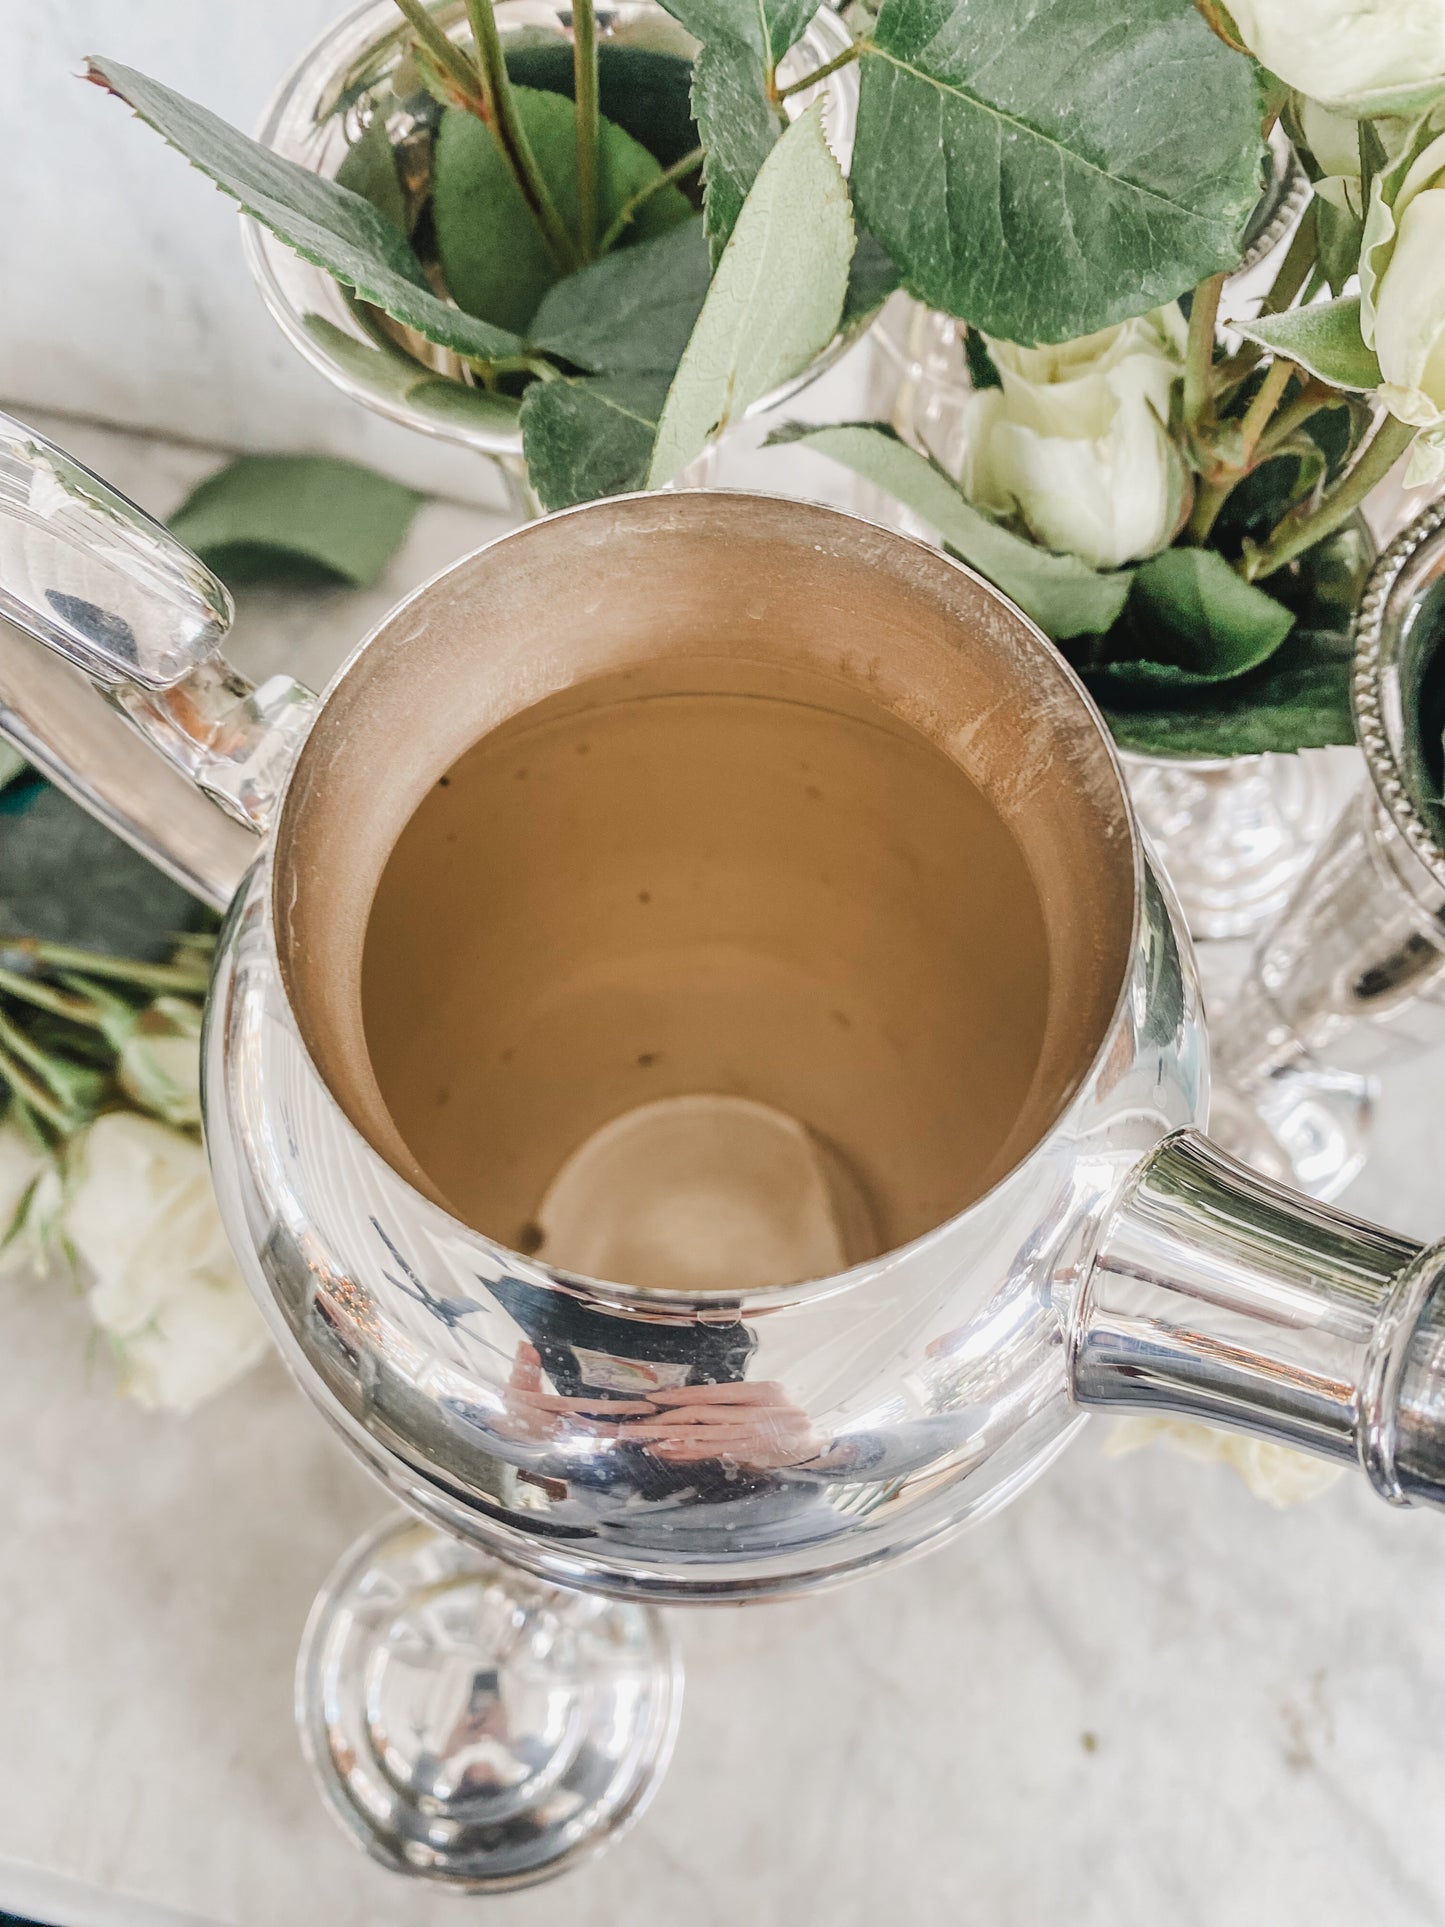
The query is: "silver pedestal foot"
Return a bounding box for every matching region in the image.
[297,1517,682,1891]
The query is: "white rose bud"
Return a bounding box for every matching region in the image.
[1228,0,1445,115]
[1361,127,1445,485]
[960,308,1188,572]
[66,1112,269,1416]
[1103,1415,1344,1508]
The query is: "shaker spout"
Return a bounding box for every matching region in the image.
[1073,1129,1445,1509]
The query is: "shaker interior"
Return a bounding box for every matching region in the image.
[271,494,1137,1286]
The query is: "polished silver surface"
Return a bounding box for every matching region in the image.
[1122,750,1338,943]
[246,0,863,478]
[0,409,317,902]
[1216,502,1445,1194]
[11,430,1445,1889]
[298,1514,680,1889]
[1077,1129,1445,1506]
[0,410,232,691]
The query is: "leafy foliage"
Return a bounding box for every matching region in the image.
[850,0,1266,344]
[648,103,853,486]
[167,456,422,588]
[434,91,692,331]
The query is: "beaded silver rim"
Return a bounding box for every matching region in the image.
[1351,492,1445,895]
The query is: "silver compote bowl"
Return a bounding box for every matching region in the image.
[245,0,865,511]
[3,410,1445,1891]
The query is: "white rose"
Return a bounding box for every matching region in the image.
[1103,1415,1344,1508]
[959,308,1188,572]
[1361,127,1445,484]
[1228,0,1445,115]
[66,1112,269,1416]
[0,1117,64,1275]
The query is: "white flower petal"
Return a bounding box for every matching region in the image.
[1229,0,1445,108]
[1373,189,1445,401]
[1104,1415,1345,1507]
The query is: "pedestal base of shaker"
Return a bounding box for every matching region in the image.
[296,1517,682,1891]
[1123,752,1337,943]
[1209,1065,1377,1203]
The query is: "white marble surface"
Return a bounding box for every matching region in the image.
[3,411,1445,1927]
[1,1,509,505]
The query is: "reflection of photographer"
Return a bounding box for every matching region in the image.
[499,1340,822,1470]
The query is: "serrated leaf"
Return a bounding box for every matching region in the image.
[522,372,670,508]
[167,457,421,589]
[433,92,693,333]
[86,57,525,365]
[530,217,710,373]
[1113,548,1294,685]
[648,103,852,487]
[692,32,782,262]
[1236,299,1381,391]
[654,0,818,68]
[1090,630,1354,756]
[851,0,1265,344]
[302,317,524,436]
[771,421,1132,638]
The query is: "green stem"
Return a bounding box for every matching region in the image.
[1253,384,1342,464]
[1185,476,1233,545]
[465,0,581,272]
[0,965,100,1027]
[776,39,866,100]
[572,0,600,260]
[469,353,564,381]
[1237,355,1296,466]
[1183,272,1225,429]
[0,1038,69,1133]
[0,1010,86,1121]
[1245,414,1416,581]
[596,145,705,252]
[1260,200,1318,316]
[392,0,489,113]
[0,939,209,994]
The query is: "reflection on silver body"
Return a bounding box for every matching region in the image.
[6,409,1445,1886]
[1218,502,1445,1194]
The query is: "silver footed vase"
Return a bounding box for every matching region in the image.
[5,410,1445,1892]
[1212,497,1445,1200]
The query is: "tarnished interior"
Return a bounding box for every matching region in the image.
[271,493,1138,1276]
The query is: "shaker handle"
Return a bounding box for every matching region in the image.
[0,411,316,904]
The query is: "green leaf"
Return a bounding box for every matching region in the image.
[167,457,422,589]
[521,372,670,509]
[504,43,701,168]
[334,106,408,233]
[1236,299,1382,392]
[842,230,901,327]
[1114,548,1295,685]
[530,217,711,373]
[654,0,819,69]
[433,92,693,334]
[850,0,1265,344]
[692,32,782,262]
[770,421,1132,638]
[0,786,208,958]
[648,102,853,487]
[86,57,525,365]
[301,317,524,436]
[1089,629,1354,756]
